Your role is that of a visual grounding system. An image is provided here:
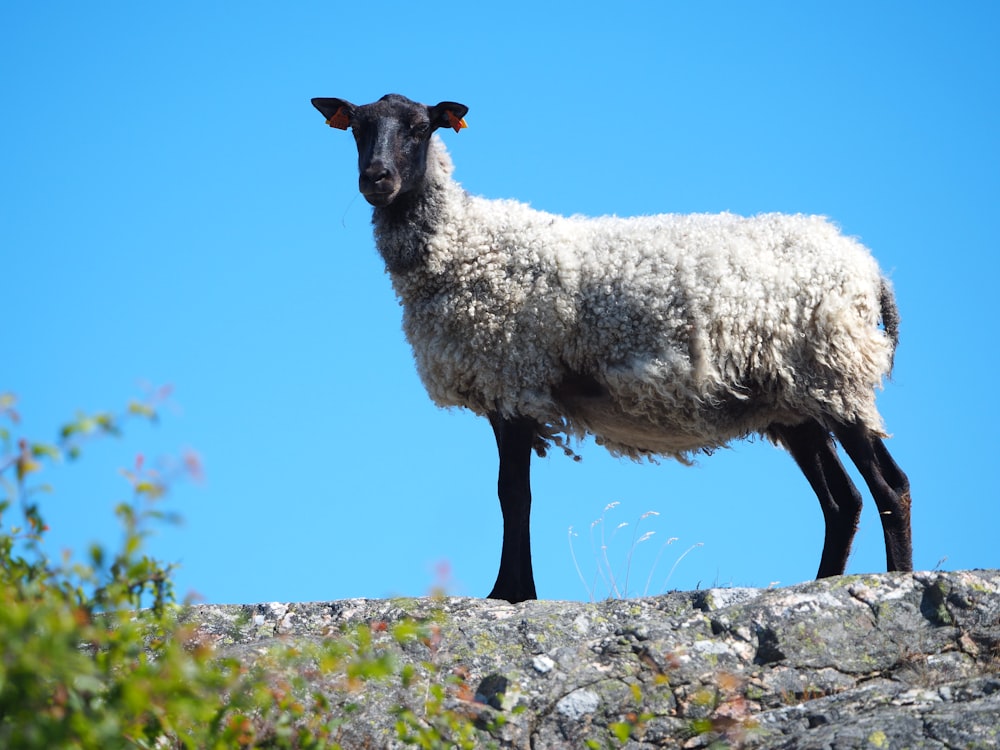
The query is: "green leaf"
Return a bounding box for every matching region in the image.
[691,717,714,735]
[95,413,121,436]
[128,401,156,419]
[610,721,632,743]
[401,663,416,688]
[31,442,61,461]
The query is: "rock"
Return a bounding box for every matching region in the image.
[556,688,600,720]
[178,570,1000,748]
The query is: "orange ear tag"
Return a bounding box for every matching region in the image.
[446,111,468,133]
[326,106,350,130]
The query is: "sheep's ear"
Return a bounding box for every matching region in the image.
[429,101,469,133]
[311,97,354,130]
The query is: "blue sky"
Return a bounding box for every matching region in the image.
[3,2,997,605]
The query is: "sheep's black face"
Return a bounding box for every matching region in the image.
[312,94,468,208]
[352,97,434,207]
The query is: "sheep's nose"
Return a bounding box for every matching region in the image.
[364,163,392,185]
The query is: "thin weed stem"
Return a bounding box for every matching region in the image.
[657,542,704,594]
[645,536,678,597]
[567,526,592,602]
[601,521,623,599]
[589,502,621,598]
[622,511,658,598]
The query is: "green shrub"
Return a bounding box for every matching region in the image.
[0,392,496,749]
[5,396,183,743]
[0,392,336,748]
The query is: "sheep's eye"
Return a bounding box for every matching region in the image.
[411,123,430,138]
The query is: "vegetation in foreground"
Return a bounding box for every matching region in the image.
[2,392,758,749]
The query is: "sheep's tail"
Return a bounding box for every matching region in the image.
[879,278,900,375]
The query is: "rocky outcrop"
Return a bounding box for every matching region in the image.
[182,570,1000,748]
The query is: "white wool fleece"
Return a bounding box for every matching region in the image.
[381,138,895,461]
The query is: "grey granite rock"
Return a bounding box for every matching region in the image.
[179,570,1000,748]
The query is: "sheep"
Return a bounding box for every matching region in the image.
[310,93,912,604]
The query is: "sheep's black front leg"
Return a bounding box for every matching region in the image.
[833,422,913,572]
[771,419,863,578]
[487,413,538,603]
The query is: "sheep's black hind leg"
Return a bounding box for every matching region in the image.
[832,422,913,572]
[771,419,864,578]
[487,413,538,603]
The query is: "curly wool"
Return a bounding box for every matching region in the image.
[375,138,895,461]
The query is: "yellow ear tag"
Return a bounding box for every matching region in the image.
[446,111,468,133]
[326,106,350,130]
